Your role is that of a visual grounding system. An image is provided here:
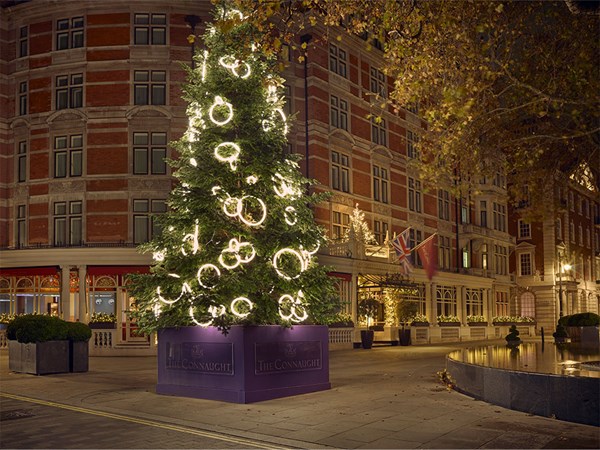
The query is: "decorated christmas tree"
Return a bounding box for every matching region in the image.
[130,7,337,334]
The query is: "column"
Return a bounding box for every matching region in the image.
[60,265,71,320]
[78,265,87,323]
[459,285,467,323]
[427,283,436,323]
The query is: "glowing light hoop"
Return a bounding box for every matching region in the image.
[246,175,258,185]
[152,250,166,262]
[230,297,253,318]
[190,158,198,167]
[181,224,200,256]
[200,50,208,82]
[189,303,226,328]
[272,248,307,280]
[214,142,241,171]
[278,291,308,322]
[197,264,221,289]
[222,195,240,217]
[284,206,297,226]
[218,239,256,270]
[218,56,251,79]
[273,173,299,198]
[208,96,233,126]
[238,195,267,227]
[156,282,192,305]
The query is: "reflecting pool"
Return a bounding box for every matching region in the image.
[448,342,600,378]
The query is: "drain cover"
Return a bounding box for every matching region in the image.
[0,409,34,421]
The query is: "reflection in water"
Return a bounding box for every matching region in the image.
[449,342,600,378]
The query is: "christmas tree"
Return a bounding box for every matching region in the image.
[130,7,337,334]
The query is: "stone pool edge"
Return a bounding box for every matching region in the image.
[445,355,599,427]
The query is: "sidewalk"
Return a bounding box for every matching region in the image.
[1,340,598,449]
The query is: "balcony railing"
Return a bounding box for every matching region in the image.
[1,242,139,251]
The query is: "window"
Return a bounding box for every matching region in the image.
[330,95,348,131]
[54,134,83,178]
[406,130,419,159]
[578,225,583,246]
[466,288,483,317]
[480,201,487,227]
[495,291,509,316]
[408,177,422,213]
[481,243,488,270]
[519,253,532,276]
[283,84,292,116]
[407,103,419,115]
[436,285,457,317]
[518,220,531,239]
[331,151,349,192]
[371,117,387,146]
[19,81,27,116]
[586,228,591,248]
[133,132,167,175]
[556,218,563,241]
[438,235,451,270]
[494,245,508,275]
[133,199,166,244]
[570,221,575,242]
[578,196,583,215]
[569,191,574,211]
[520,292,535,318]
[584,198,590,218]
[17,141,27,182]
[373,220,389,245]
[134,13,166,45]
[329,44,347,78]
[370,67,386,97]
[17,205,26,248]
[19,26,28,57]
[492,202,506,232]
[409,229,422,267]
[373,165,388,203]
[332,211,350,240]
[438,189,450,220]
[492,172,506,189]
[462,246,470,269]
[461,199,470,224]
[134,70,166,105]
[56,74,83,109]
[56,17,84,50]
[54,201,82,246]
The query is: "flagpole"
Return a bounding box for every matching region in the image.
[410,232,438,253]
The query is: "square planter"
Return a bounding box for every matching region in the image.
[468,322,488,327]
[438,322,461,327]
[9,340,70,375]
[157,325,330,403]
[70,340,89,372]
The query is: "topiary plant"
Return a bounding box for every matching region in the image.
[66,322,92,342]
[8,315,69,343]
[553,323,569,339]
[559,312,600,327]
[505,324,521,343]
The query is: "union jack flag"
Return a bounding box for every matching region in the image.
[392,229,413,274]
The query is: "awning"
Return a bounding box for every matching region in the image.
[87,265,150,276]
[328,272,352,281]
[0,266,59,277]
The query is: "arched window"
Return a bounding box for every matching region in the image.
[520,291,536,319]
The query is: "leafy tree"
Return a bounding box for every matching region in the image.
[227,0,599,219]
[129,5,338,335]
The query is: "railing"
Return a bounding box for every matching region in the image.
[324,242,352,257]
[0,330,7,349]
[328,327,353,350]
[2,241,138,251]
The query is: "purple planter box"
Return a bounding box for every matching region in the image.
[157,325,330,403]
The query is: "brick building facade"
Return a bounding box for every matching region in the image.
[1,0,597,346]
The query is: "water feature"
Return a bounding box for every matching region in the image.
[446,341,599,426]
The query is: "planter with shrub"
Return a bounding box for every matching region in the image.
[7,315,91,375]
[558,313,599,346]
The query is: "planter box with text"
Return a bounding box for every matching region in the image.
[157,325,330,403]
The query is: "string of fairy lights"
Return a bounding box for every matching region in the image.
[151,21,316,327]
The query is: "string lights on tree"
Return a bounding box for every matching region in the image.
[129,5,337,334]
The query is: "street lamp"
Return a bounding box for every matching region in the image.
[558,259,572,317]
